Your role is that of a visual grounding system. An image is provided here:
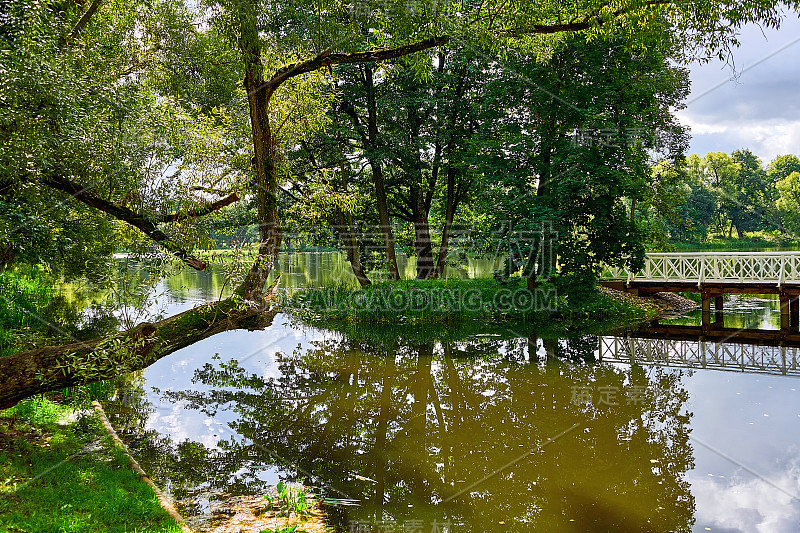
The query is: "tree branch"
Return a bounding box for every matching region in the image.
[155,193,240,223]
[65,0,104,44]
[42,175,207,270]
[506,0,676,36]
[262,36,451,100]
[0,298,276,409]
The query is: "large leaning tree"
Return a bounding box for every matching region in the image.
[1,0,799,407]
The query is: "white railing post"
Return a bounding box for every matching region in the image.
[698,255,705,288]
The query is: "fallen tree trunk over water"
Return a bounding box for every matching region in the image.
[0,297,277,409]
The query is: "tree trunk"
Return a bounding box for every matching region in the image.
[413,217,435,279]
[339,211,371,287]
[364,67,401,281]
[0,298,276,409]
[411,183,435,279]
[336,137,371,287]
[236,3,281,300]
[434,166,457,278]
[433,63,469,279]
[536,144,558,276]
[405,101,435,280]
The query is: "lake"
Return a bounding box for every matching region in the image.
[100,254,800,532]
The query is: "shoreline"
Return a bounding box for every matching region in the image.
[280,278,678,340]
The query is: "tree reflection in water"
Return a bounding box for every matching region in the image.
[111,333,696,532]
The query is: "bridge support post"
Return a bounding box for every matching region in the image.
[714,295,724,327]
[780,292,791,332]
[701,290,711,329]
[791,296,799,331]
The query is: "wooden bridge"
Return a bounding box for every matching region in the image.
[601,252,800,332]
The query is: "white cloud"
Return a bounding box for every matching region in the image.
[677,115,800,162]
[681,16,800,162]
[692,461,800,533]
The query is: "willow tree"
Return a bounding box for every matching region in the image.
[2,0,800,407]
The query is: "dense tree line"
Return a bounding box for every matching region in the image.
[640,151,800,243]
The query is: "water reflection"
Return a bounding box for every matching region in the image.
[107,331,695,532]
[661,294,781,331]
[118,252,503,321]
[96,262,800,532]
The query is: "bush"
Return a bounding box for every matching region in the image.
[0,270,51,357]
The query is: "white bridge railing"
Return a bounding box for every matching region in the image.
[604,252,800,286]
[600,336,800,376]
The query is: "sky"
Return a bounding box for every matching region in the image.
[677,14,800,164]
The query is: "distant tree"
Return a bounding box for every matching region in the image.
[729,149,772,234]
[639,161,691,247]
[669,180,717,242]
[768,155,800,234]
[767,155,800,181]
[776,171,800,236]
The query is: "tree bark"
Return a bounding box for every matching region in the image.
[0,298,276,409]
[434,166,458,278]
[236,4,282,300]
[64,0,103,45]
[337,151,371,287]
[340,68,401,281]
[155,193,240,224]
[404,101,436,280]
[411,183,435,279]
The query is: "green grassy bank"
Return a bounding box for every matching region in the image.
[0,396,183,533]
[283,277,659,331]
[665,231,800,252]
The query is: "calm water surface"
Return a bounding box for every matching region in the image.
[103,254,800,532]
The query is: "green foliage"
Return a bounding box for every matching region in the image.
[265,482,310,518]
[776,171,800,236]
[0,270,52,357]
[260,482,311,533]
[657,149,795,245]
[475,27,689,284]
[284,277,654,329]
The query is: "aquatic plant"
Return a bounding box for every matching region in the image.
[261,481,311,533]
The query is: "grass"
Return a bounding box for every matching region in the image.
[282,276,656,335]
[665,231,800,252]
[0,396,183,533]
